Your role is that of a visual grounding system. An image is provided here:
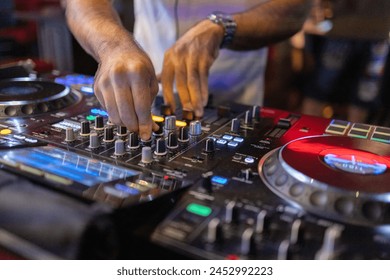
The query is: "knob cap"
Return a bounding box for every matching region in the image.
[225,201,239,224]
[164,115,176,132]
[154,138,167,156]
[178,126,189,142]
[103,126,114,142]
[202,172,213,193]
[241,227,255,256]
[117,126,127,136]
[204,138,215,153]
[114,139,126,156]
[189,120,202,136]
[167,132,178,149]
[94,115,104,130]
[315,224,344,260]
[207,218,223,244]
[80,121,91,136]
[141,146,153,164]
[244,110,253,125]
[65,127,75,142]
[88,132,100,149]
[240,168,253,181]
[230,118,240,133]
[128,132,140,149]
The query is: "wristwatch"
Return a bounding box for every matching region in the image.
[207,12,237,48]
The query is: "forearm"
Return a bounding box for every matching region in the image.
[62,0,136,62]
[230,0,313,50]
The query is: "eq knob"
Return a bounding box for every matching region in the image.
[80,121,91,136]
[103,126,115,142]
[167,132,178,149]
[94,115,104,131]
[141,146,153,164]
[241,227,256,256]
[114,139,126,156]
[154,138,167,156]
[117,126,127,136]
[88,132,100,149]
[128,132,140,149]
[164,115,176,136]
[178,126,189,142]
[204,138,215,153]
[189,120,202,136]
[65,127,76,142]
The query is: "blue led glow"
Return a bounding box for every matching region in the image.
[211,176,228,185]
[90,108,109,117]
[228,141,239,147]
[222,134,234,140]
[216,139,228,145]
[115,184,140,195]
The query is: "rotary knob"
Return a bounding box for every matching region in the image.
[154,138,167,156]
[80,121,91,136]
[141,146,153,164]
[114,139,126,156]
[88,132,100,149]
[189,120,202,136]
[128,132,140,149]
[65,127,76,142]
[230,118,240,133]
[206,218,223,244]
[167,132,178,149]
[178,126,189,142]
[204,138,215,153]
[103,126,114,142]
[94,115,104,131]
[225,201,239,224]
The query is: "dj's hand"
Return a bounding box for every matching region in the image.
[161,20,224,117]
[94,45,159,140]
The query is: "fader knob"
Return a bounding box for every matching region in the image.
[241,227,255,256]
[230,118,240,133]
[225,201,239,224]
[201,172,213,193]
[154,138,167,156]
[240,168,253,180]
[114,139,126,156]
[80,121,91,136]
[189,120,202,136]
[65,127,75,142]
[207,218,223,244]
[89,132,100,149]
[128,132,140,149]
[244,110,253,125]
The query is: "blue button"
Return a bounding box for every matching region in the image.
[115,183,140,195]
[211,176,228,185]
[228,141,239,147]
[244,157,255,164]
[233,137,244,143]
[222,134,234,140]
[216,139,228,145]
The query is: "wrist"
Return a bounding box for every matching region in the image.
[207,12,237,48]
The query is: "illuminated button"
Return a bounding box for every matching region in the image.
[211,175,228,185]
[352,123,371,131]
[114,183,140,195]
[371,133,390,143]
[216,139,228,145]
[13,134,25,140]
[0,129,12,135]
[86,115,95,121]
[80,85,94,94]
[233,137,244,143]
[222,134,234,140]
[152,115,165,123]
[90,108,109,117]
[175,120,187,127]
[186,203,212,217]
[325,125,347,135]
[228,141,239,147]
[374,127,390,134]
[244,157,255,164]
[24,138,38,143]
[348,129,368,139]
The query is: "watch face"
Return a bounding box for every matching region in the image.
[207,12,237,48]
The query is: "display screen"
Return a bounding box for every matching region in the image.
[0,146,139,187]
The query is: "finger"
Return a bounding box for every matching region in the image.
[161,54,177,113]
[199,58,210,107]
[112,76,138,132]
[186,61,204,117]
[131,75,154,140]
[175,62,192,111]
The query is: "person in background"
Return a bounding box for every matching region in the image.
[61,0,312,140]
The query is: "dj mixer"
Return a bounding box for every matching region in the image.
[0,75,390,259]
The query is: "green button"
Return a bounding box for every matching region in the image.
[86,115,96,121]
[186,203,212,217]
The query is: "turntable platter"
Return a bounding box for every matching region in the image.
[259,135,390,227]
[0,78,81,118]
